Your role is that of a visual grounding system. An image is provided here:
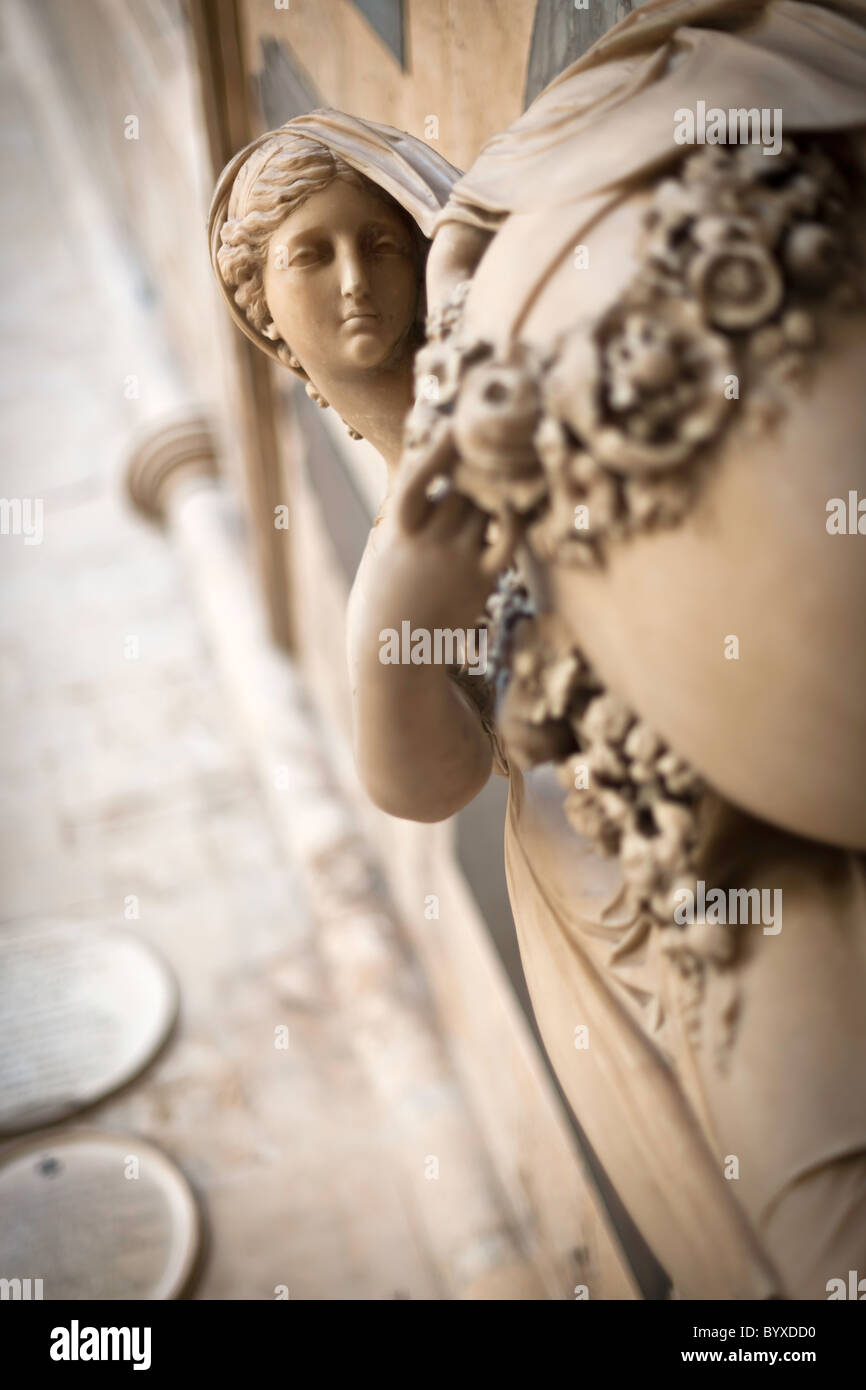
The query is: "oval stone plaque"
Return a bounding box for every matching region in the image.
[0,1130,200,1299]
[0,925,178,1134]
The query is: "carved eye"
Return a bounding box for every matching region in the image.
[371,234,406,256]
[288,242,329,268]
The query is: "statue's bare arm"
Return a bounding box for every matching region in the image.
[346,213,498,822]
[347,491,495,823]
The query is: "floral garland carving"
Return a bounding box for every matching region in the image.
[486,584,740,1066]
[496,608,705,924]
[409,137,864,573]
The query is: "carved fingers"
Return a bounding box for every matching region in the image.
[396,421,459,533]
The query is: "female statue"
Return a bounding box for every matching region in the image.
[209,113,502,823]
[209,4,866,1299]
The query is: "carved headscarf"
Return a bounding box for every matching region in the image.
[208,109,462,374]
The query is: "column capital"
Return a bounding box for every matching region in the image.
[126,414,218,522]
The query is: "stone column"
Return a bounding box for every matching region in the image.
[123,414,559,1300]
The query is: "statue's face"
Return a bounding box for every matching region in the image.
[263,176,419,380]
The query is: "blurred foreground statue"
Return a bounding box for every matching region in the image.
[398,0,866,1298]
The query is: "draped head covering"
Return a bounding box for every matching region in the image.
[208,109,462,373]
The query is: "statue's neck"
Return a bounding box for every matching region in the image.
[314,357,414,478]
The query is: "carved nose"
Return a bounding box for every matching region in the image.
[339,250,369,300]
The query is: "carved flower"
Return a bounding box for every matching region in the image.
[623,724,664,782]
[412,340,465,410]
[583,739,629,784]
[412,335,492,413]
[620,469,694,534]
[453,349,543,461]
[403,396,448,453]
[781,222,839,289]
[510,616,584,723]
[497,614,586,769]
[659,916,736,967]
[550,681,706,925]
[616,795,700,908]
[643,175,705,277]
[578,692,633,747]
[605,312,684,409]
[528,418,624,563]
[656,749,703,799]
[547,303,733,473]
[688,237,784,330]
[680,142,732,188]
[425,278,473,343]
[400,338,496,499]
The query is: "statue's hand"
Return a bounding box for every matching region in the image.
[395,419,459,534]
[373,478,496,636]
[347,449,497,824]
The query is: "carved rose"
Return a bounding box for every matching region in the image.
[547,303,733,474]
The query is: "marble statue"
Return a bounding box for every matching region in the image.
[209,0,866,1299]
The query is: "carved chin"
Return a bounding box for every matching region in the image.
[341,326,393,367]
[344,320,413,372]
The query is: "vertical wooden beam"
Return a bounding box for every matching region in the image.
[187,0,296,651]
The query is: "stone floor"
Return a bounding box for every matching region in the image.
[0,32,495,1301]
